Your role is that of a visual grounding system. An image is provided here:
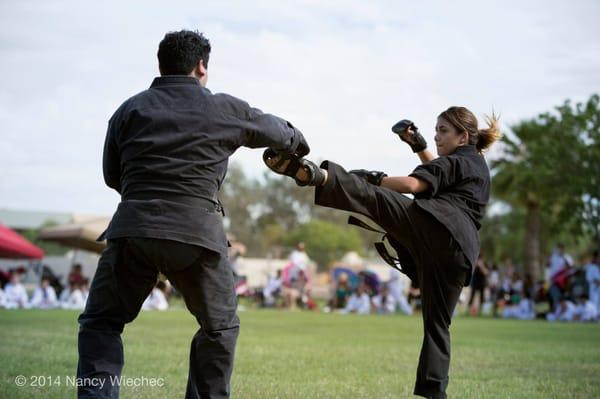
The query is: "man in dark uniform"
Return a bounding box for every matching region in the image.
[76,30,309,399]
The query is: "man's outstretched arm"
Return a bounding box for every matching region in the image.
[241,106,309,157]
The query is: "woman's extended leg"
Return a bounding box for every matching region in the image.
[314,161,416,238]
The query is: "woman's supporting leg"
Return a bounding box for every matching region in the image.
[411,218,470,399]
[305,159,471,398]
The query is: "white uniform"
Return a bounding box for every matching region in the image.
[546,301,576,321]
[59,287,71,303]
[342,293,371,314]
[289,250,310,281]
[548,250,573,281]
[61,288,86,310]
[142,288,169,311]
[574,300,598,322]
[263,276,282,306]
[29,286,58,309]
[502,298,535,320]
[371,294,396,314]
[585,262,600,311]
[387,268,413,315]
[4,282,29,309]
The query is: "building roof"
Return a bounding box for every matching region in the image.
[0,209,73,230]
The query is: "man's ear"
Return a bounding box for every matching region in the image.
[193,59,207,79]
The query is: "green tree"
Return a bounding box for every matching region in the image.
[492,94,600,278]
[284,219,363,270]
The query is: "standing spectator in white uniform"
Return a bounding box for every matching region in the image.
[341,284,371,314]
[371,284,396,314]
[262,269,282,307]
[584,251,600,311]
[546,243,574,311]
[546,298,576,321]
[29,277,58,309]
[4,272,29,309]
[288,242,310,282]
[388,268,413,315]
[142,281,170,311]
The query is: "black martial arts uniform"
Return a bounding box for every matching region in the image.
[315,145,490,399]
[77,76,306,399]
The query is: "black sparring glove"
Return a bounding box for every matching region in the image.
[392,119,427,153]
[294,132,310,158]
[349,169,387,186]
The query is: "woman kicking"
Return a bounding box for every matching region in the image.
[264,106,500,399]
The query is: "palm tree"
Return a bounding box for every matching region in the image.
[491,95,598,279]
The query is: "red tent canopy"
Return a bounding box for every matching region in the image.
[0,224,44,259]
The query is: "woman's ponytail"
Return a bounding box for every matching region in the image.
[476,112,501,152]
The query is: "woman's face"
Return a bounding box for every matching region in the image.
[434,116,468,156]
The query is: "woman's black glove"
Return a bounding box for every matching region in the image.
[392,119,427,153]
[349,169,387,186]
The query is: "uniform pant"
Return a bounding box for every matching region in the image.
[77,237,239,399]
[315,161,470,399]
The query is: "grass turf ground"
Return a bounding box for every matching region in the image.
[0,309,599,399]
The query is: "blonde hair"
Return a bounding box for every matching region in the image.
[438,106,501,153]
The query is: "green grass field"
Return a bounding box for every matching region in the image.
[1,309,599,399]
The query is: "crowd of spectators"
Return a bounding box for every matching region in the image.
[0,263,170,311]
[5,241,597,322]
[465,244,599,322]
[327,267,414,315]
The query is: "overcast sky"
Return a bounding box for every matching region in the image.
[1,0,599,216]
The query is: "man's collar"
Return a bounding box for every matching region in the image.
[150,76,201,88]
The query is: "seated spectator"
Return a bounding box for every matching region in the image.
[142,281,170,311]
[546,297,576,322]
[333,273,351,309]
[0,286,6,308]
[371,284,396,315]
[61,281,86,310]
[387,268,413,315]
[502,292,535,320]
[29,276,58,309]
[584,251,600,312]
[260,269,282,307]
[509,272,524,304]
[341,284,371,315]
[59,282,73,303]
[81,279,90,304]
[573,294,598,322]
[68,263,85,286]
[4,271,29,309]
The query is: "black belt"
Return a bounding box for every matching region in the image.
[123,192,223,214]
[347,215,416,282]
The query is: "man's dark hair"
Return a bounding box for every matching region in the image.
[158,30,211,76]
